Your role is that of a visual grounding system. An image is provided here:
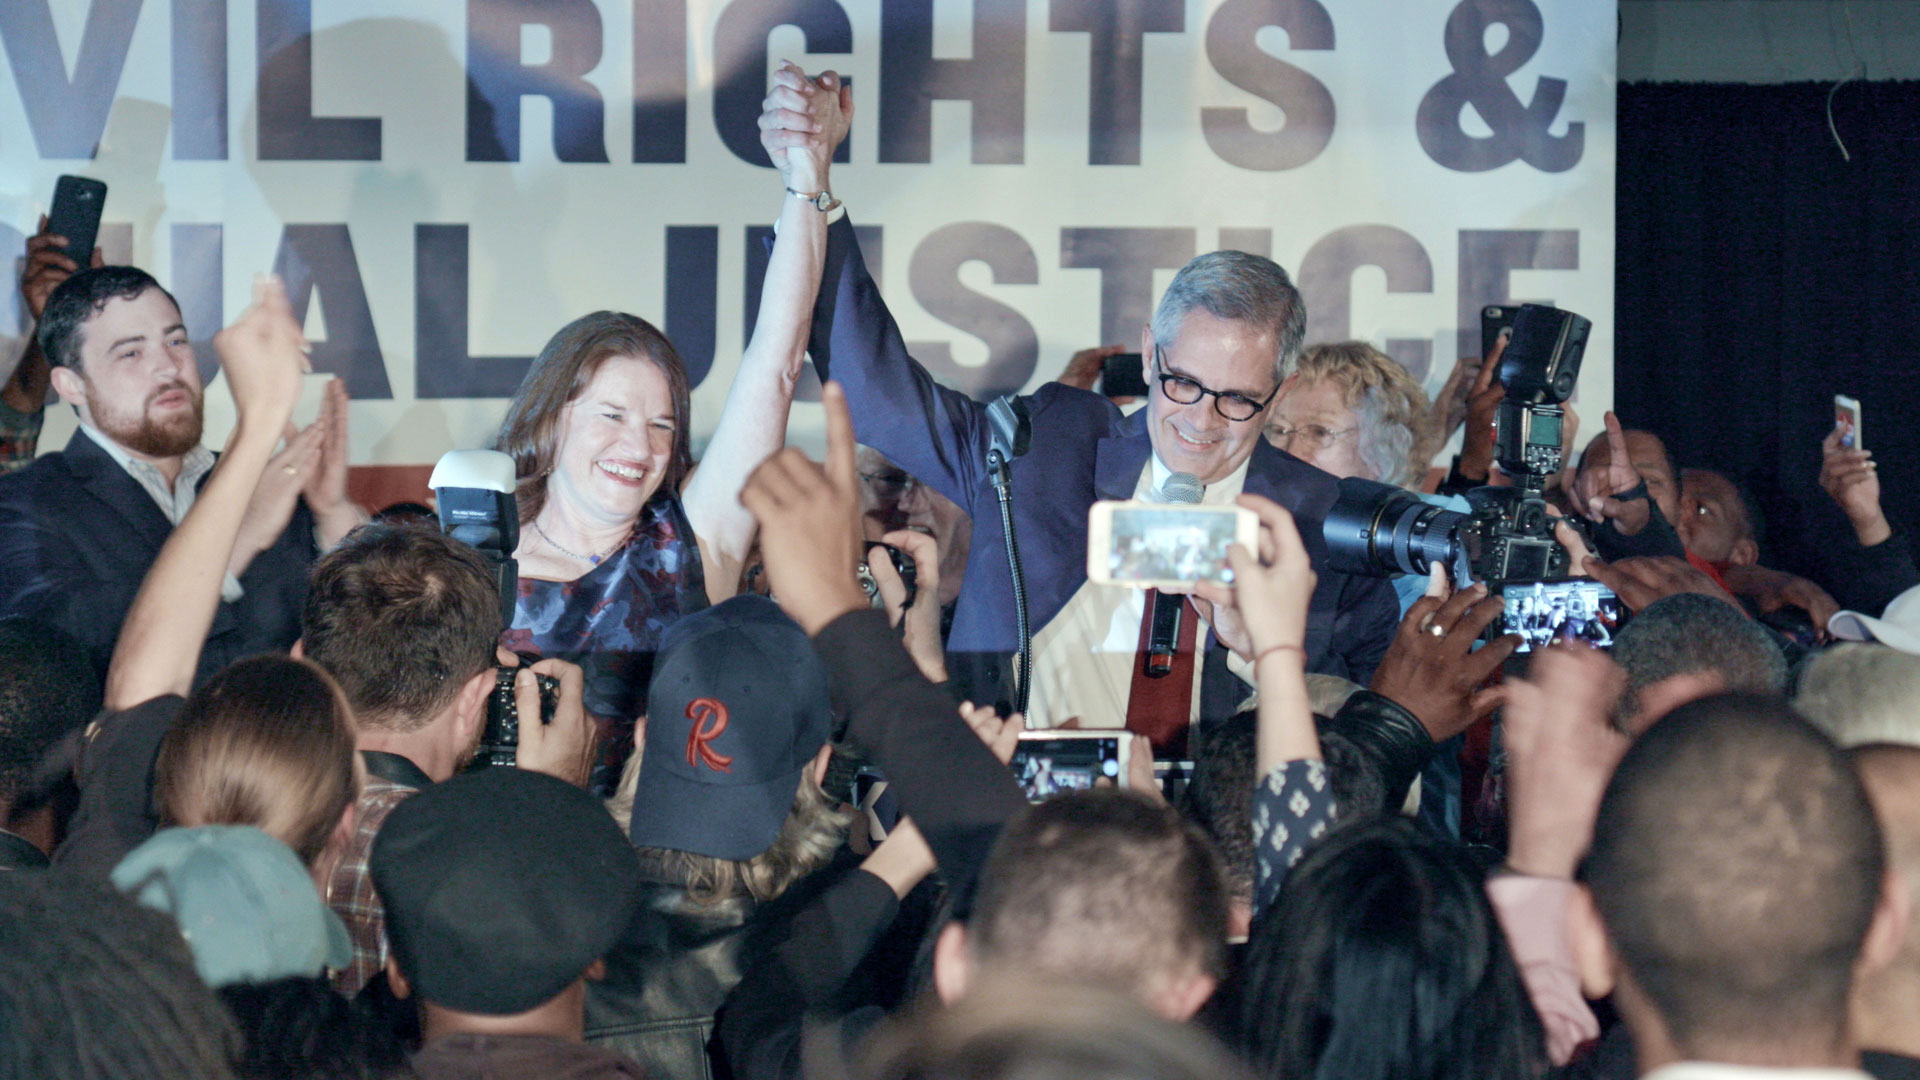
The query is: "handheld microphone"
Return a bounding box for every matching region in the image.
[1145,473,1202,677]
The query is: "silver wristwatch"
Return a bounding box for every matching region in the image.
[786,187,841,212]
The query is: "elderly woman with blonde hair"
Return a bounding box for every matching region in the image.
[1264,341,1437,489]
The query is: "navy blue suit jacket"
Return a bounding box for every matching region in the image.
[0,429,315,688]
[803,216,1398,717]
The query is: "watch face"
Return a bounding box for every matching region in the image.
[811,191,833,210]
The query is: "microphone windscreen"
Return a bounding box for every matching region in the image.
[1161,472,1203,504]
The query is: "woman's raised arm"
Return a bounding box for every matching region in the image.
[682,62,849,603]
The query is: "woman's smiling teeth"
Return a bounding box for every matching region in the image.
[598,460,648,482]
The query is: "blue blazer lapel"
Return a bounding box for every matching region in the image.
[61,431,173,554]
[1093,409,1152,501]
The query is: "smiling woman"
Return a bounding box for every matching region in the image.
[493,67,843,792]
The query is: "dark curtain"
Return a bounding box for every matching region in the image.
[1615,80,1920,580]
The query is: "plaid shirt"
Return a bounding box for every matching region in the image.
[0,396,42,475]
[326,776,420,996]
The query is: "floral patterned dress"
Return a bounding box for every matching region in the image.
[502,494,709,793]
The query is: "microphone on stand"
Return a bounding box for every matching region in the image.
[1145,473,1202,677]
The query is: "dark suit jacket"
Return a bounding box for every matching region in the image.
[803,216,1399,718]
[0,429,315,689]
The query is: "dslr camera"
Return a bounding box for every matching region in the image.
[856,542,919,611]
[1325,303,1593,586]
[429,450,561,769]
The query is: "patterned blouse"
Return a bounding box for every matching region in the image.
[1251,758,1338,918]
[501,494,709,794]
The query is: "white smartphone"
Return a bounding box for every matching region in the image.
[1086,500,1259,589]
[1010,730,1131,802]
[1834,394,1863,451]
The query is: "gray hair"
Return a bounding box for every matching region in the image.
[1610,593,1788,727]
[1351,389,1419,488]
[1288,342,1434,488]
[1149,251,1307,383]
[1796,644,1920,749]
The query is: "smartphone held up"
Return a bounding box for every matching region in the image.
[1086,501,1258,590]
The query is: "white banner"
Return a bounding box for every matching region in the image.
[0,0,1615,469]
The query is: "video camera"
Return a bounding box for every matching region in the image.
[429,450,557,768]
[1325,303,1593,586]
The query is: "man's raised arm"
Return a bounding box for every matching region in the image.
[758,69,996,515]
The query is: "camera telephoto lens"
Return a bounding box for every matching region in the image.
[1323,477,1470,580]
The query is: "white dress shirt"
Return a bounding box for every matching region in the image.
[1025,454,1250,730]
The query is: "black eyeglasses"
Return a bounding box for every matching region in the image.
[860,471,918,501]
[1151,343,1282,422]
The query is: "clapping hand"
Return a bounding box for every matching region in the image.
[212,276,308,440]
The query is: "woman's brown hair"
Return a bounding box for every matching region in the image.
[154,656,359,867]
[493,311,694,524]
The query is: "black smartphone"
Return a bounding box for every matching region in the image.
[1100,352,1148,398]
[1483,578,1626,654]
[46,175,107,270]
[1480,304,1520,361]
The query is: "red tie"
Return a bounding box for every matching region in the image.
[1126,589,1198,759]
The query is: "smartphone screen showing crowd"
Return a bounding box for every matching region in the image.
[1010,732,1131,802]
[1086,502,1258,590]
[1487,578,1626,654]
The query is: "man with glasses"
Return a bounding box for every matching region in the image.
[762,76,1397,738]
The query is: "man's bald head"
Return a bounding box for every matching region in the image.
[1580,427,1680,524]
[1678,469,1761,566]
[1584,694,1884,1056]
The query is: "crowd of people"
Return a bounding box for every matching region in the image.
[1,63,1918,1080]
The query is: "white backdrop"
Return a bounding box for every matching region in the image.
[0,0,1615,467]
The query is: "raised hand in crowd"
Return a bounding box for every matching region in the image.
[1822,424,1892,547]
[107,276,309,707]
[1056,344,1129,396]
[1368,578,1518,741]
[302,376,369,547]
[1718,561,1840,632]
[227,417,326,580]
[1574,411,1653,534]
[1583,553,1741,614]
[20,213,103,317]
[1226,493,1320,772]
[508,654,596,788]
[7,215,103,414]
[960,700,1022,764]
[1501,645,1629,880]
[1492,642,1625,1064]
[870,527,946,683]
[739,381,870,636]
[1453,331,1508,484]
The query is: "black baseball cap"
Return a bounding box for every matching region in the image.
[629,595,833,861]
[370,767,641,1015]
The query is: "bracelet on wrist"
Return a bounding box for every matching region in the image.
[1254,643,1306,665]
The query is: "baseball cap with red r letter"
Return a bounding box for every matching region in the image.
[628,595,834,861]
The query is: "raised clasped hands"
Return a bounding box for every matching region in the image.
[759,60,853,194]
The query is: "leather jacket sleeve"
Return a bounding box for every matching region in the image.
[1319,689,1438,811]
